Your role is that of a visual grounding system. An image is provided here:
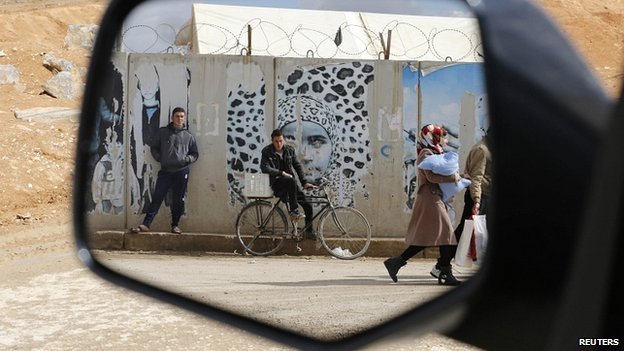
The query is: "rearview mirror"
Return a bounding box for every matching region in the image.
[74,0,621,349]
[78,0,487,342]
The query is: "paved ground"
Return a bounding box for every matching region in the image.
[95,251,480,341]
[1,222,483,350]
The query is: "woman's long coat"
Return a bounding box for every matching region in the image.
[405,148,459,246]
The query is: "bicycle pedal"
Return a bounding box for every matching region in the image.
[289,212,305,220]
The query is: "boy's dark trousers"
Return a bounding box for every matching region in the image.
[142,168,189,227]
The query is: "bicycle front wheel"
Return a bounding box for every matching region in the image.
[319,206,371,259]
[236,201,288,256]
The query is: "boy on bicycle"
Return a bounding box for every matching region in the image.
[261,129,315,238]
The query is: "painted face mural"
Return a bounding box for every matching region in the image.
[282,120,332,181]
[225,61,374,207]
[277,62,374,206]
[277,96,338,184]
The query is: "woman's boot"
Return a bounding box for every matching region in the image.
[384,256,407,282]
[438,265,461,286]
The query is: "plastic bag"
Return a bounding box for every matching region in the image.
[473,215,488,265]
[454,219,474,267]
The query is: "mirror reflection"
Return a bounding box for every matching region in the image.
[85,0,488,340]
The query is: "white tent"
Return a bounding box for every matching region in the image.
[190,4,482,62]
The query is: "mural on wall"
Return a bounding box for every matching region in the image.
[401,62,420,210]
[91,129,125,214]
[129,61,192,214]
[402,62,487,210]
[224,61,374,207]
[87,61,125,214]
[474,93,489,141]
[419,63,487,143]
[276,62,375,206]
[225,61,268,206]
[277,96,338,185]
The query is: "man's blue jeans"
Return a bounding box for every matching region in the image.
[142,168,189,227]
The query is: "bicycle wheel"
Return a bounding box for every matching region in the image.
[236,201,288,256]
[319,206,371,259]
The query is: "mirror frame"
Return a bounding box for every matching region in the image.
[74,0,620,349]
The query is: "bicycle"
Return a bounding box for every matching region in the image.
[235,178,371,259]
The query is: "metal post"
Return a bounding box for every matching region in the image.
[247,24,252,56]
[386,30,392,60]
[379,32,386,59]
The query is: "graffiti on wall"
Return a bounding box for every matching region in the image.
[377,105,402,143]
[276,62,375,206]
[88,61,125,214]
[225,61,268,205]
[224,61,375,207]
[129,61,191,214]
[402,62,420,210]
[419,62,486,145]
[401,61,487,211]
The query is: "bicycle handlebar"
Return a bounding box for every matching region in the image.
[303,177,331,196]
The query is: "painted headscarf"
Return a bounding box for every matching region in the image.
[276,63,374,207]
[417,124,447,155]
[277,95,343,182]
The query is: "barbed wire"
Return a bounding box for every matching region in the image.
[120,19,483,62]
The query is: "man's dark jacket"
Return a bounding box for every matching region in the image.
[260,144,307,187]
[150,123,199,172]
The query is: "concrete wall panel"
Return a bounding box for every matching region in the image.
[86,54,487,241]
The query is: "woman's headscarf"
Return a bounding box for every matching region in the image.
[277,95,342,178]
[417,124,447,155]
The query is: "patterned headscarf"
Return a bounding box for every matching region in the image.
[277,95,343,178]
[277,95,339,145]
[417,124,447,154]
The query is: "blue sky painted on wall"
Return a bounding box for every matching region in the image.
[401,62,488,157]
[420,63,487,145]
[401,62,487,209]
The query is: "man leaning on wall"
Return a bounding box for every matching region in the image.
[131,107,199,234]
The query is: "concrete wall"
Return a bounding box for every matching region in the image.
[86,53,487,238]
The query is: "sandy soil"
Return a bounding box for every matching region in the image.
[0,0,107,229]
[536,0,623,95]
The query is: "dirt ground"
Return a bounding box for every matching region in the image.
[0,0,107,230]
[0,0,622,297]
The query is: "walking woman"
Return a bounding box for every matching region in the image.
[384,124,461,285]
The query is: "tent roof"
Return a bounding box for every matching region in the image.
[190,4,482,62]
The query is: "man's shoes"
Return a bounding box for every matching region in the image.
[131,224,150,233]
[289,209,305,220]
[430,264,441,279]
[171,226,182,234]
